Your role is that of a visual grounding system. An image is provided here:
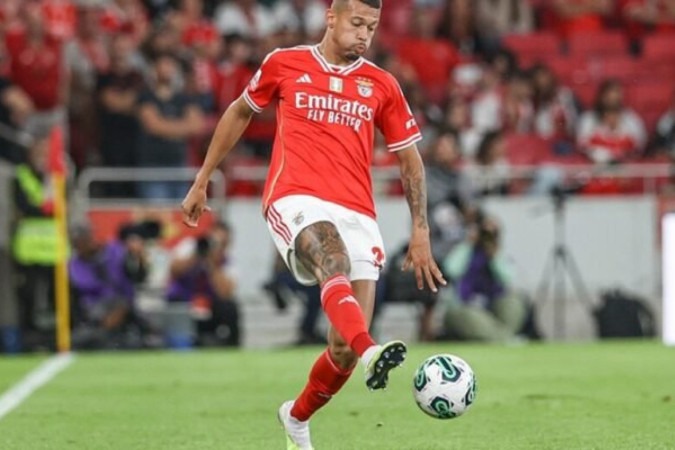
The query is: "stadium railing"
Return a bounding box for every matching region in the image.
[75,167,227,210]
[224,163,673,194]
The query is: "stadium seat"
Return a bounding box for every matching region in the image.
[567,31,629,57]
[502,32,561,66]
[503,133,553,165]
[547,57,591,85]
[642,33,675,61]
[590,56,640,84]
[626,83,673,131]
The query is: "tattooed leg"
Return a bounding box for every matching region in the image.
[295,221,351,284]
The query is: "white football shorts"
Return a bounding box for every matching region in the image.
[265,195,386,285]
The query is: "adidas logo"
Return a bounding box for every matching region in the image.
[296,74,312,84]
[338,295,358,306]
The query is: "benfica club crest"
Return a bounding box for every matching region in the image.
[355,78,374,98]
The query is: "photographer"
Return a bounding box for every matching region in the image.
[69,222,155,350]
[440,213,527,342]
[167,221,240,347]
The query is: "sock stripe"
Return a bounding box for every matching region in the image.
[320,274,350,289]
[320,275,351,303]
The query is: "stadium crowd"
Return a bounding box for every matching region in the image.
[1,0,675,352]
[0,0,674,196]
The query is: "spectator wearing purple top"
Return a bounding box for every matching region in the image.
[440,214,528,342]
[68,223,153,349]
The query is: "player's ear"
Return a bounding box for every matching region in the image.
[326,8,336,29]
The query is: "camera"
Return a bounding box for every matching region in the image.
[196,236,212,258]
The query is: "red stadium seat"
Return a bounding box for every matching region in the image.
[568,31,629,57]
[589,56,640,83]
[642,33,675,60]
[503,133,553,165]
[626,83,673,131]
[502,32,561,66]
[547,57,591,85]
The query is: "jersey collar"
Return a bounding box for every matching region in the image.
[311,45,364,76]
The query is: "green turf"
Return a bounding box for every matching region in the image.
[1,341,674,450]
[0,355,46,393]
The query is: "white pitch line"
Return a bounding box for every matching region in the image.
[0,353,75,421]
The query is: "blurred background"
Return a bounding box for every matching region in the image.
[0,0,673,354]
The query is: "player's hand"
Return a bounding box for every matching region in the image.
[402,228,447,293]
[181,183,210,228]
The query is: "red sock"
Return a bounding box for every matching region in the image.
[290,349,353,421]
[320,274,376,356]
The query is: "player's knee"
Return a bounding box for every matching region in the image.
[322,253,351,278]
[328,340,358,370]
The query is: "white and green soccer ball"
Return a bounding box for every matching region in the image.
[412,354,477,420]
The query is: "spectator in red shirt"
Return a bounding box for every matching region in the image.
[168,0,220,60]
[41,0,77,42]
[100,0,149,46]
[6,2,69,151]
[577,79,647,164]
[168,0,221,115]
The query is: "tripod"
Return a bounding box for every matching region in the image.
[535,191,594,339]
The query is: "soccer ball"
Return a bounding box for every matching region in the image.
[412,354,477,419]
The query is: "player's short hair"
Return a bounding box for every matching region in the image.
[333,0,382,10]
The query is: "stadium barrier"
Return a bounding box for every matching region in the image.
[75,167,227,210]
[71,165,671,343]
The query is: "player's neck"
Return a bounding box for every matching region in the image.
[317,38,354,67]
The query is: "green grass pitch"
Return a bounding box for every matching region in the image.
[1,341,674,449]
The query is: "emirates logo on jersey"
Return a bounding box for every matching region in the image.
[295,92,374,133]
[356,78,374,98]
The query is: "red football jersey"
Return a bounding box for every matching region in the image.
[242,45,422,218]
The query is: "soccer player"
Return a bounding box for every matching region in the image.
[181,0,446,448]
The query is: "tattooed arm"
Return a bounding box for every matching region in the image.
[398,146,429,232]
[396,146,447,292]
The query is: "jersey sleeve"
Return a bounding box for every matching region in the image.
[377,74,423,152]
[241,50,282,113]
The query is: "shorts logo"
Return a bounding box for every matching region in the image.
[356,78,374,98]
[371,246,385,269]
[292,211,304,226]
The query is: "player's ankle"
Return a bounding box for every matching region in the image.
[351,332,376,356]
[360,344,381,368]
